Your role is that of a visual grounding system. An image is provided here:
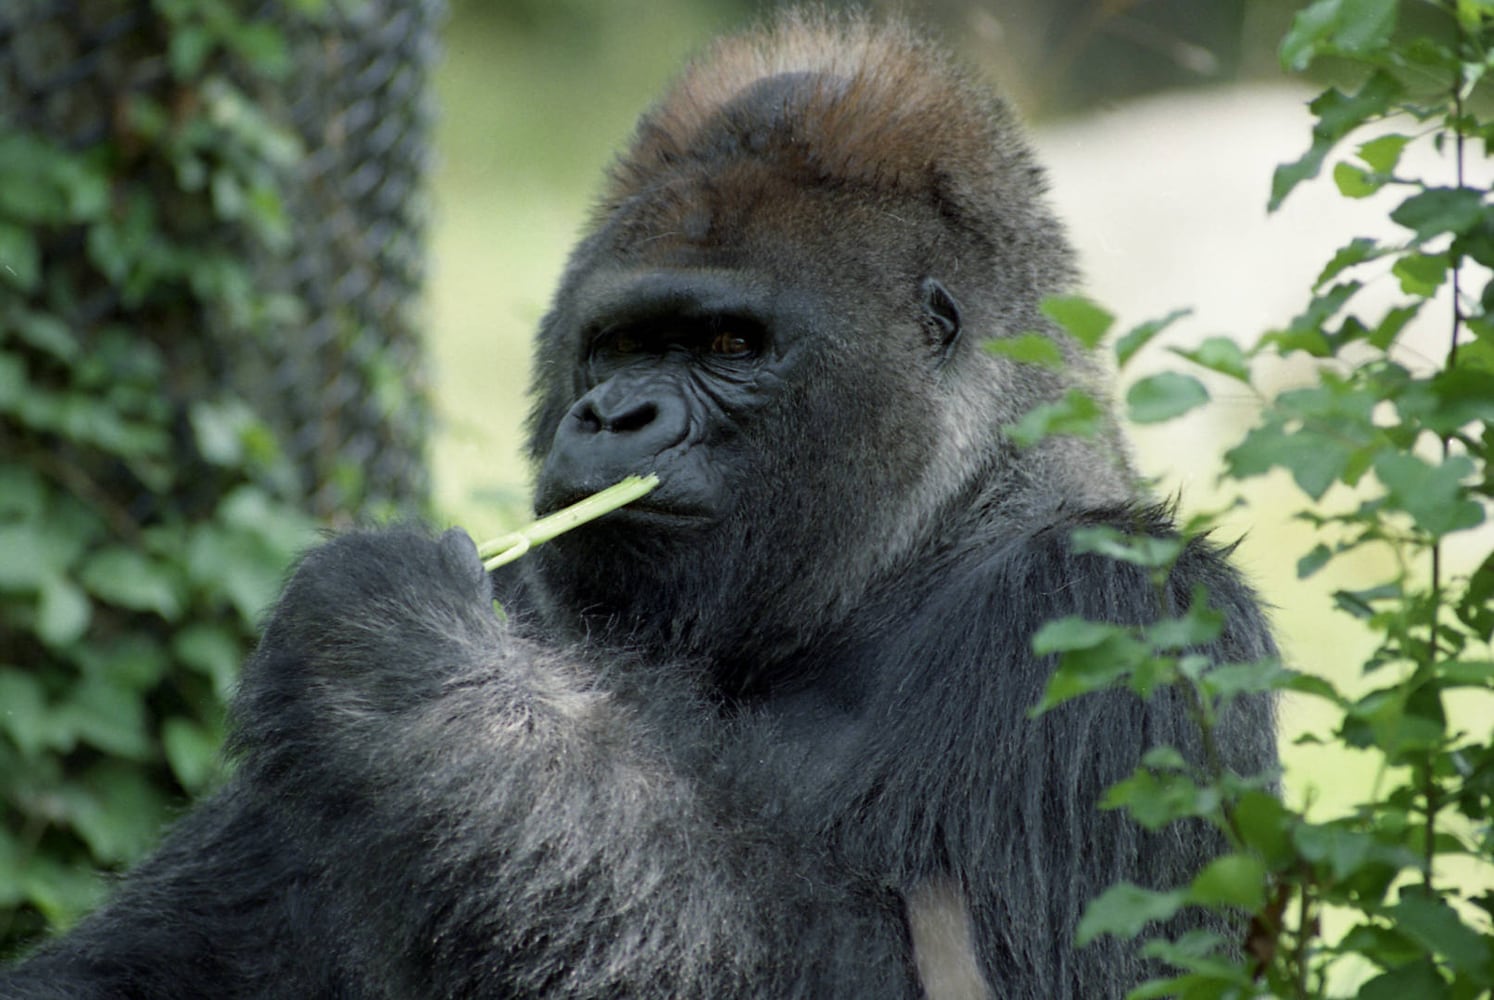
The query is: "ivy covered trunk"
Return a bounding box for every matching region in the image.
[0,0,440,955]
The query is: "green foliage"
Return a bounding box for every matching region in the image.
[1032,2,1494,996]
[1033,3,1494,992]
[0,4,318,956]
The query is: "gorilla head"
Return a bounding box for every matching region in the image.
[524,13,1132,672]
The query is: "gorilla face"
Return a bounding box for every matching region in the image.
[533,270,785,526]
[525,191,966,666]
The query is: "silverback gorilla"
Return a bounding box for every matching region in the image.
[2,10,1277,999]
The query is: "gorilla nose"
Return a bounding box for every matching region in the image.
[578,398,659,435]
[547,383,691,492]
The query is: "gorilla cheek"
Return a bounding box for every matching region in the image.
[536,376,726,521]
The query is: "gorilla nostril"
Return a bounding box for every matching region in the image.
[575,404,604,433]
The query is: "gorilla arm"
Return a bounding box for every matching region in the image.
[229,527,918,999]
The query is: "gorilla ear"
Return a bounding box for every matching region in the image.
[921,277,963,360]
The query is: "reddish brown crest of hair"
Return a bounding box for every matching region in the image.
[600,10,1036,216]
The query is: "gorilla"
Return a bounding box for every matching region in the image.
[2,11,1276,999]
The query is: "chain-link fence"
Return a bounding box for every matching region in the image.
[0,0,439,521]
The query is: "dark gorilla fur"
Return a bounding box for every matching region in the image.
[2,11,1276,999]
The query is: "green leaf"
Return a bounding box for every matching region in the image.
[1391,186,1486,241]
[1114,309,1191,369]
[1387,889,1494,981]
[1373,452,1484,537]
[52,679,151,760]
[1342,681,1445,757]
[1338,923,1422,969]
[79,547,184,619]
[168,25,214,78]
[1282,671,1343,703]
[1004,389,1105,448]
[20,858,105,929]
[1293,822,1382,881]
[1266,281,1362,357]
[1234,791,1296,869]
[1188,853,1266,910]
[185,522,293,623]
[986,333,1064,369]
[0,668,52,757]
[1333,161,1383,198]
[1316,237,1385,288]
[1225,423,1352,500]
[1357,132,1411,173]
[1333,582,1402,621]
[72,635,168,690]
[1169,337,1251,383]
[1041,296,1114,350]
[1030,618,1150,713]
[163,718,223,793]
[1103,768,1221,830]
[11,310,81,363]
[227,21,291,77]
[1279,0,1399,72]
[1297,543,1333,579]
[1126,373,1209,424]
[0,351,24,412]
[1199,658,1292,703]
[0,222,40,291]
[1076,882,1187,946]
[1356,960,1449,1000]
[1033,616,1126,655]
[1441,660,1494,687]
[1069,525,1185,570]
[0,467,46,521]
[173,624,244,701]
[1421,367,1494,434]
[36,575,91,647]
[0,514,89,592]
[1144,597,1224,650]
[1140,746,1188,771]
[189,398,255,466]
[210,170,245,221]
[1391,252,1449,296]
[59,762,169,864]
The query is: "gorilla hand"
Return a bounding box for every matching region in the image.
[228,527,529,809]
[259,526,487,675]
[255,526,496,693]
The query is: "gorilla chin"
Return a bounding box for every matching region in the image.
[1,9,1278,1000]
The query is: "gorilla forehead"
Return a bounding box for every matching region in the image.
[711,70,850,154]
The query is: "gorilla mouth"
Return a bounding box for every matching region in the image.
[588,501,717,528]
[535,486,718,527]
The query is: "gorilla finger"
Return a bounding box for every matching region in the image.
[438,527,492,598]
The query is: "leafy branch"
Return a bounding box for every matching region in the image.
[1034,1,1494,996]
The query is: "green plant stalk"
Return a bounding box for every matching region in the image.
[1419,26,1467,892]
[476,474,660,571]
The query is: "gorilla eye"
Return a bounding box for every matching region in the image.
[708,330,753,356]
[612,333,642,354]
